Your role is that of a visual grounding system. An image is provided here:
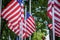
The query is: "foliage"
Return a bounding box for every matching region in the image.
[32,31,45,40]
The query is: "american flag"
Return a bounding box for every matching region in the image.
[48,24,52,30]
[2,0,24,36]
[23,12,36,38]
[47,0,60,37]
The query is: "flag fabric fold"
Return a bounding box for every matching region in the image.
[2,0,24,36]
[47,0,60,37]
[23,12,36,38]
[2,0,36,38]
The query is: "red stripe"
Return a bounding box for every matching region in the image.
[11,20,21,28]
[23,26,32,35]
[2,1,14,11]
[47,0,60,37]
[55,29,60,34]
[55,8,60,14]
[48,24,52,29]
[14,26,20,32]
[47,12,52,19]
[57,0,60,2]
[2,1,17,17]
[47,1,52,19]
[55,22,60,26]
[26,20,35,29]
[55,20,60,23]
[23,30,30,36]
[2,0,24,36]
[30,16,35,21]
[16,31,20,36]
[8,11,20,22]
[29,16,35,25]
[26,24,35,32]
[55,33,60,37]
[55,25,60,31]
[4,6,20,20]
[54,2,60,9]
[48,1,52,8]
[12,24,19,31]
[8,23,12,29]
[55,13,60,19]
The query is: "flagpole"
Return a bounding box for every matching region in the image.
[9,35,11,40]
[52,0,55,40]
[29,0,31,40]
[29,0,31,15]
[19,1,24,40]
[19,20,23,40]
[0,0,1,39]
[24,5,27,40]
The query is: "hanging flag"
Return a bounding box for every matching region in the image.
[48,24,52,30]
[47,0,60,37]
[1,0,24,36]
[23,12,36,38]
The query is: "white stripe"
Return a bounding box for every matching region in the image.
[48,24,52,27]
[55,27,60,32]
[48,10,60,22]
[27,19,35,28]
[8,23,13,29]
[49,11,52,16]
[55,23,60,28]
[22,33,25,37]
[21,3,24,7]
[49,11,60,22]
[15,29,20,34]
[2,1,16,14]
[26,22,35,31]
[12,25,19,32]
[26,34,30,37]
[54,6,60,12]
[23,28,31,35]
[48,24,52,29]
[3,3,20,19]
[9,25,13,30]
[54,16,60,22]
[47,4,52,11]
[21,8,24,12]
[50,27,52,29]
[54,0,60,5]
[18,32,20,36]
[8,23,11,27]
[29,17,35,24]
[55,31,60,35]
[26,26,33,33]
[48,0,52,4]
[54,10,60,16]
[7,8,21,22]
[12,17,21,26]
[23,23,33,33]
[57,23,60,25]
[21,13,24,18]
[8,12,20,23]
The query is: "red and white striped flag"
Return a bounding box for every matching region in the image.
[2,0,24,36]
[23,12,36,38]
[48,24,52,30]
[47,0,60,37]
